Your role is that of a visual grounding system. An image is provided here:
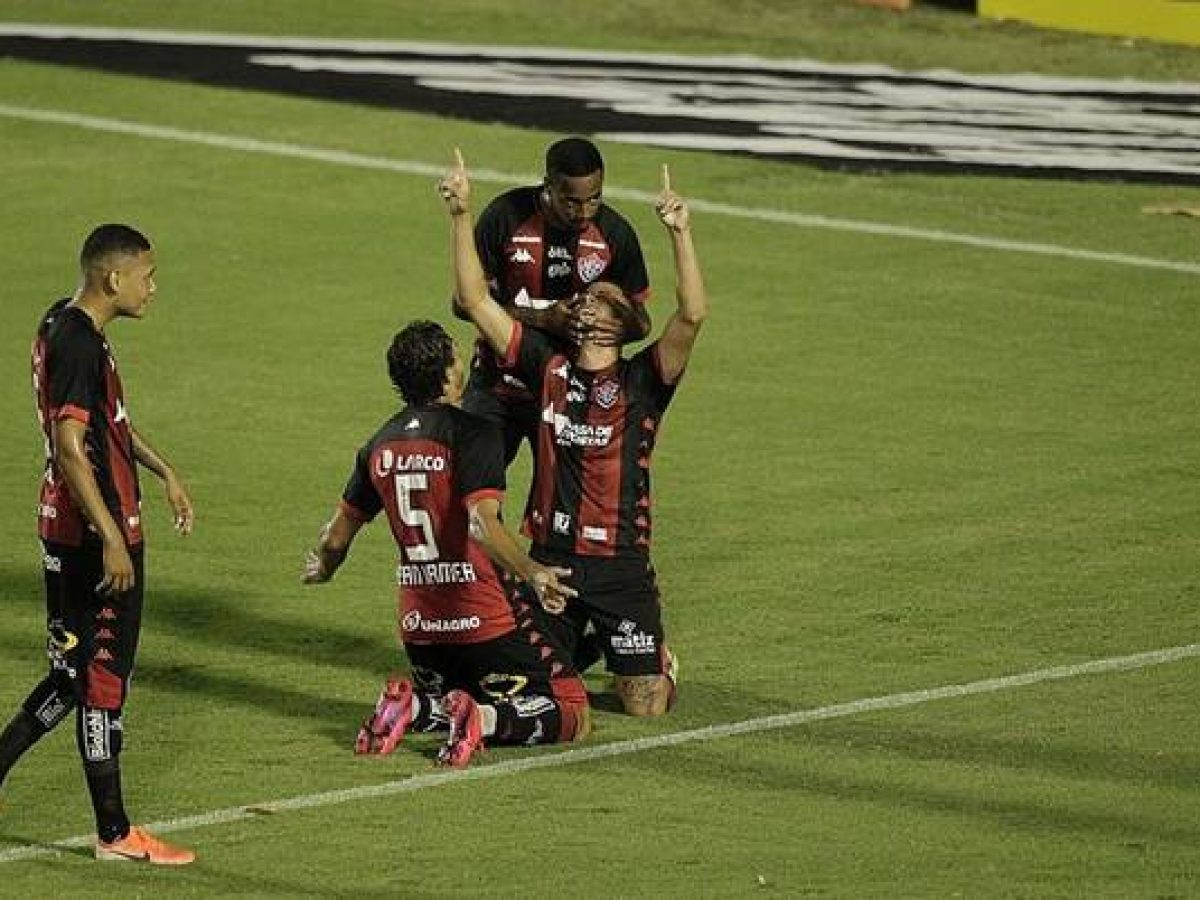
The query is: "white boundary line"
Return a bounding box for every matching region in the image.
[1,102,1198,277]
[2,642,1197,864]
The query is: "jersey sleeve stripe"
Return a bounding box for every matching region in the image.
[462,487,504,507]
[53,403,91,424]
[338,499,374,523]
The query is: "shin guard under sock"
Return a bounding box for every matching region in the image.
[83,758,130,843]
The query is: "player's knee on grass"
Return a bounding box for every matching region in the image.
[614,674,672,717]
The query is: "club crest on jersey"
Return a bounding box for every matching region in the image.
[592,378,620,409]
[576,253,607,283]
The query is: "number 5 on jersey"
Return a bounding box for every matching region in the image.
[395,473,440,561]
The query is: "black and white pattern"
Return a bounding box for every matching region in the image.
[1,24,1198,183]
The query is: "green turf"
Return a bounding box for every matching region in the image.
[0,2,1198,896]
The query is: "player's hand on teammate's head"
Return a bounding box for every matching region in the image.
[654,164,689,232]
[569,284,630,347]
[438,147,471,215]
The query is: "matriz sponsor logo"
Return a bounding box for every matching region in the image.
[610,619,656,656]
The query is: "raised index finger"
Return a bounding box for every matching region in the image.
[453,146,466,172]
[661,163,671,193]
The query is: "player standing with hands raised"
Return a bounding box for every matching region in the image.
[440,151,707,717]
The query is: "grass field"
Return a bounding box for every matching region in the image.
[1,2,1199,896]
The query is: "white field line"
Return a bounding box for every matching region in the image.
[1,102,1198,277]
[1,642,1197,864]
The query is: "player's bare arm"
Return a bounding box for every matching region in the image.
[53,417,134,595]
[652,165,708,384]
[131,426,194,535]
[438,148,518,356]
[466,496,576,613]
[453,288,577,339]
[302,508,363,584]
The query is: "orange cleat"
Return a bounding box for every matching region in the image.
[95,825,196,865]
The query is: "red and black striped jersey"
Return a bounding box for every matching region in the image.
[501,323,680,558]
[477,185,651,309]
[339,404,517,645]
[472,185,651,397]
[32,299,142,548]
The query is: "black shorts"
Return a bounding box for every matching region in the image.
[530,550,667,677]
[403,601,586,710]
[42,540,144,710]
[461,375,540,466]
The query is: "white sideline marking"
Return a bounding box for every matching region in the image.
[2,642,1197,864]
[1,102,1198,277]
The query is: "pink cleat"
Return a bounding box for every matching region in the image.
[355,677,413,755]
[437,690,484,768]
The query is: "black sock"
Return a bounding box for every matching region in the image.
[408,693,449,732]
[84,758,130,843]
[493,697,563,746]
[0,710,46,787]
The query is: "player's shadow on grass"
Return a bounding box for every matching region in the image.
[134,657,366,747]
[147,585,398,678]
[0,569,384,748]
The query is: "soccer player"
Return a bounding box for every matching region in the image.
[302,321,590,767]
[0,224,196,865]
[453,136,653,467]
[440,151,708,717]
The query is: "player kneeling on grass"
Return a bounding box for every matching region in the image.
[440,151,707,717]
[302,321,589,767]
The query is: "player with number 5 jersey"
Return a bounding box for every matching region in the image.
[302,321,589,767]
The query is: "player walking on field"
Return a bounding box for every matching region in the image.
[303,321,590,767]
[0,224,197,865]
[440,151,708,717]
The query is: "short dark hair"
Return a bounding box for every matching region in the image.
[545,137,604,179]
[387,320,455,405]
[80,224,152,272]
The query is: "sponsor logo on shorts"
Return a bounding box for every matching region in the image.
[34,694,69,728]
[42,552,61,572]
[610,618,656,656]
[480,672,529,699]
[47,624,79,676]
[553,511,572,535]
[402,610,482,635]
[83,709,110,761]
